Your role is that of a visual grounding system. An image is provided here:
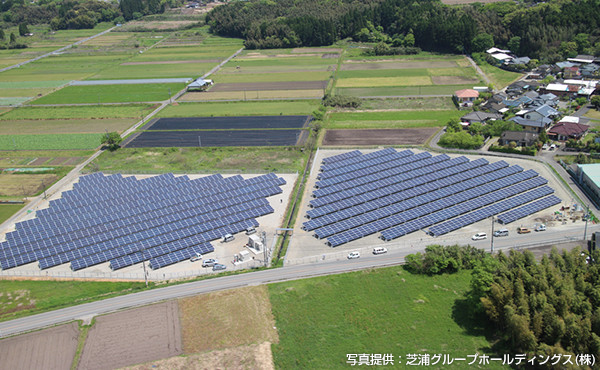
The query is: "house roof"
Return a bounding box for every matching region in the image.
[486,47,511,54]
[460,111,503,122]
[524,91,540,99]
[501,130,538,142]
[545,83,569,92]
[534,104,559,117]
[539,93,558,101]
[568,55,595,63]
[556,61,577,69]
[507,57,531,65]
[454,89,479,98]
[548,122,589,137]
[510,117,546,128]
[560,116,580,124]
[187,78,211,88]
[491,53,513,61]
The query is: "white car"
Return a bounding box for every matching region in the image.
[373,247,388,255]
[347,251,360,259]
[472,232,487,240]
[535,224,546,232]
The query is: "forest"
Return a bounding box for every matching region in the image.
[406,245,600,366]
[207,0,600,61]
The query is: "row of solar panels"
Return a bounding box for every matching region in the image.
[308,149,560,247]
[0,173,284,271]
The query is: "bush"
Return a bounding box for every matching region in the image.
[438,131,484,149]
[322,94,361,109]
[488,145,537,156]
[405,245,486,275]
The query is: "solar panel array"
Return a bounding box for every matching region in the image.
[0,172,286,271]
[307,149,560,247]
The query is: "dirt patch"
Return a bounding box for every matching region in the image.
[121,341,275,370]
[63,157,87,165]
[431,75,479,85]
[322,53,340,59]
[209,81,327,92]
[29,157,50,165]
[121,59,221,66]
[78,301,182,370]
[47,157,69,165]
[0,322,79,369]
[322,128,439,146]
[341,61,458,70]
[0,174,59,196]
[179,285,278,354]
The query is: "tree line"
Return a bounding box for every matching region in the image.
[406,245,600,365]
[207,0,600,61]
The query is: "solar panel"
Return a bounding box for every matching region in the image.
[496,195,562,224]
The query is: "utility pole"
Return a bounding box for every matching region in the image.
[490,216,495,254]
[140,247,149,287]
[584,204,590,242]
[198,135,201,147]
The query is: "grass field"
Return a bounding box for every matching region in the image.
[0,174,60,196]
[336,85,475,97]
[0,280,150,322]
[160,100,319,117]
[88,147,307,173]
[585,110,600,120]
[336,76,432,88]
[0,204,24,223]
[0,134,101,150]
[0,104,155,120]
[327,110,462,129]
[213,71,331,84]
[29,83,187,105]
[0,119,136,135]
[0,150,93,167]
[478,63,521,89]
[359,97,456,110]
[269,267,503,369]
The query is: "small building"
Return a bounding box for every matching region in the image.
[563,66,581,79]
[548,122,589,141]
[186,78,213,91]
[460,111,503,125]
[509,117,547,133]
[499,131,539,147]
[568,55,596,64]
[454,89,479,107]
[542,83,570,97]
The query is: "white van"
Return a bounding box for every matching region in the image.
[472,232,487,240]
[493,229,509,237]
[221,234,234,242]
[373,247,388,255]
[245,226,256,235]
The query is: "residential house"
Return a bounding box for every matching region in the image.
[517,104,559,124]
[460,111,503,125]
[563,66,581,79]
[548,122,589,141]
[454,89,479,107]
[556,61,578,69]
[509,117,547,133]
[499,131,539,146]
[580,63,599,78]
[567,55,596,64]
[542,83,570,97]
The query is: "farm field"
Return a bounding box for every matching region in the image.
[88,147,307,173]
[0,118,137,134]
[0,173,60,196]
[29,83,187,105]
[181,89,324,101]
[335,54,482,97]
[144,115,310,130]
[0,204,24,223]
[0,134,101,150]
[327,110,463,129]
[359,97,456,110]
[0,104,155,120]
[322,128,439,146]
[477,62,522,89]
[160,100,319,117]
[269,267,504,369]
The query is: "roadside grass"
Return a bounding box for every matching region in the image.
[326,110,461,129]
[585,110,600,120]
[29,83,187,105]
[0,134,101,150]
[336,76,431,88]
[359,97,455,110]
[0,104,155,120]
[269,267,503,369]
[478,63,521,89]
[0,204,24,224]
[160,100,320,117]
[0,119,137,135]
[0,150,95,160]
[87,147,307,173]
[336,85,474,97]
[0,280,150,322]
[180,90,324,101]
[212,71,332,83]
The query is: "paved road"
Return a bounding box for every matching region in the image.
[1,224,596,338]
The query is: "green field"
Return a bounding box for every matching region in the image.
[269,267,503,369]
[327,110,462,129]
[336,85,476,97]
[88,147,307,173]
[88,64,204,80]
[0,204,24,223]
[0,134,102,150]
[159,100,320,117]
[360,97,455,110]
[30,83,186,105]
[0,280,150,322]
[212,71,332,83]
[478,63,521,89]
[0,104,155,120]
[0,119,136,134]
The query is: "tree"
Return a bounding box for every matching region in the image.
[403,33,415,47]
[446,118,462,133]
[507,36,521,54]
[559,41,578,59]
[9,32,16,44]
[591,96,600,110]
[539,130,549,143]
[101,132,122,151]
[573,33,590,53]
[0,29,4,41]
[471,33,494,53]
[18,23,29,36]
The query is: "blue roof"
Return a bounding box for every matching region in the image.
[510,117,546,128]
[556,61,577,69]
[535,104,559,117]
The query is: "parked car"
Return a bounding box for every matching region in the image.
[549,144,557,151]
[493,229,509,237]
[373,247,387,255]
[245,226,256,235]
[535,224,546,232]
[517,227,531,234]
[202,258,217,267]
[472,232,487,240]
[347,251,360,259]
[221,234,234,242]
[212,263,227,271]
[190,253,202,262]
